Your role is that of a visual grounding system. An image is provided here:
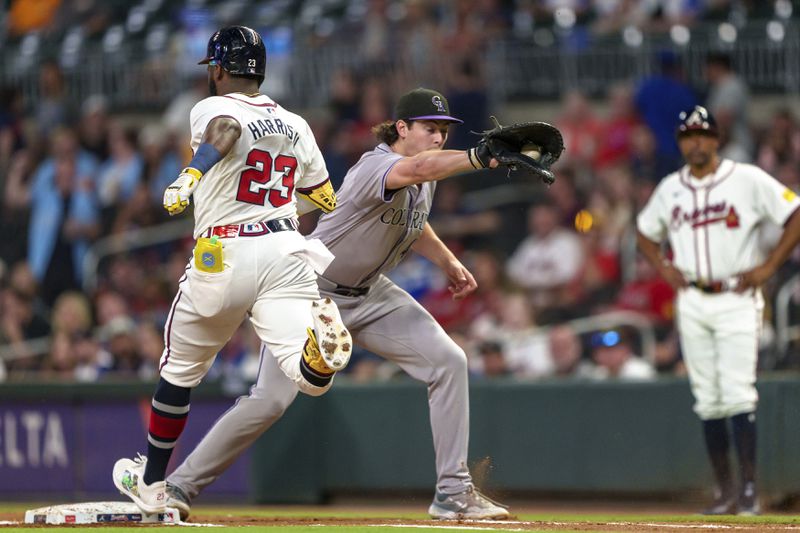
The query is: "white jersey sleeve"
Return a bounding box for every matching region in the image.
[636,176,675,242]
[750,165,800,226]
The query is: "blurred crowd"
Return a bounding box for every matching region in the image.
[1,0,799,386]
[4,0,777,45]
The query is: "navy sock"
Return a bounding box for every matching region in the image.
[702,418,733,493]
[144,378,191,485]
[731,412,757,486]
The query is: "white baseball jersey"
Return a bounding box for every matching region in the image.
[189,93,328,238]
[158,92,339,397]
[637,158,800,420]
[637,159,800,283]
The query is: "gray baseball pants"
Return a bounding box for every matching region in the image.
[168,274,473,498]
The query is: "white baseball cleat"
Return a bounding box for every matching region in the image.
[112,454,166,514]
[428,487,510,520]
[310,297,352,372]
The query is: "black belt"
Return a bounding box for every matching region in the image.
[331,284,370,298]
[689,280,729,294]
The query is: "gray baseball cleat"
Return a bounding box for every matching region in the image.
[428,487,510,520]
[165,482,191,521]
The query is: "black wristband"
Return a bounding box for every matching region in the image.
[469,142,492,169]
[467,148,483,169]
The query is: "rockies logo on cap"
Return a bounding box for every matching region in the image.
[394,88,464,124]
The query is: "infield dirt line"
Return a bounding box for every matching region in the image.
[367,525,530,531]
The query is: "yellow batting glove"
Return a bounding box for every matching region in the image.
[163,167,203,216]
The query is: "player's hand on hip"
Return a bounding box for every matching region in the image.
[660,262,689,290]
[163,168,203,216]
[736,264,775,292]
[445,260,478,300]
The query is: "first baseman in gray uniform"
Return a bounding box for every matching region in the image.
[166,88,511,520]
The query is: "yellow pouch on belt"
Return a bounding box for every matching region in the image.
[194,236,224,273]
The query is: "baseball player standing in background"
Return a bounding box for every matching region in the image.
[112,26,352,514]
[162,88,540,520]
[637,105,800,515]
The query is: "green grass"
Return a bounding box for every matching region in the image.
[1,503,799,532]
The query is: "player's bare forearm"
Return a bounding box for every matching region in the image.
[201,116,242,157]
[766,207,800,271]
[413,223,477,299]
[163,116,242,216]
[412,223,457,267]
[387,150,496,189]
[637,231,687,289]
[738,207,800,291]
[636,231,664,270]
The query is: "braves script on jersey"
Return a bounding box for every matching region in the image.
[310,143,435,287]
[637,159,800,282]
[189,93,328,237]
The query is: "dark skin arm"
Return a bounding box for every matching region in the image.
[201,116,241,157]
[636,231,689,290]
[163,115,242,215]
[736,207,800,292]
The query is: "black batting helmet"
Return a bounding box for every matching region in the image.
[676,105,718,138]
[199,26,266,85]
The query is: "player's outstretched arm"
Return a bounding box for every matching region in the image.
[386,150,498,190]
[412,222,477,300]
[737,207,800,292]
[163,116,242,216]
[636,230,688,290]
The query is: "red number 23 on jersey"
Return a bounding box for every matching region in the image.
[236,148,297,207]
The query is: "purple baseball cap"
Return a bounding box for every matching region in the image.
[394,88,463,124]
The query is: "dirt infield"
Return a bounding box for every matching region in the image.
[2,500,799,530]
[2,513,799,531]
[187,515,799,531]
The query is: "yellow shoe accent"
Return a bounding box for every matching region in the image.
[303,328,335,375]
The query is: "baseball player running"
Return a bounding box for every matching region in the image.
[162,88,562,520]
[637,105,800,515]
[112,26,352,514]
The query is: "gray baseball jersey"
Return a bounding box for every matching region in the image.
[310,143,436,288]
[168,143,474,500]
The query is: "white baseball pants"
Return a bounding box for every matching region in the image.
[159,230,333,396]
[676,287,763,420]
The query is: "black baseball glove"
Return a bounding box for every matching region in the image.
[467,117,565,185]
